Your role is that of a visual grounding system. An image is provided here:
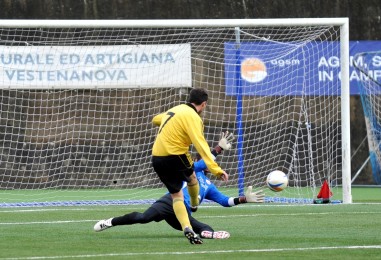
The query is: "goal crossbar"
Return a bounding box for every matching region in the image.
[0,18,349,28]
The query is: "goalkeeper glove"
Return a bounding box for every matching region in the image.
[244,186,265,203]
[218,131,235,151]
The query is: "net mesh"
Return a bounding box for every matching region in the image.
[354,51,381,184]
[0,23,345,204]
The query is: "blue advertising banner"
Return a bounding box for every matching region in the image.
[224,41,381,95]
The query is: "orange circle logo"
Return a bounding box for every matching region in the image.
[241,58,267,83]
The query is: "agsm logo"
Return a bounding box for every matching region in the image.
[241,57,267,83]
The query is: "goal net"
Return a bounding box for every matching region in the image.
[354,51,381,185]
[0,19,351,207]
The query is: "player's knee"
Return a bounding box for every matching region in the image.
[188,173,198,186]
[131,212,153,224]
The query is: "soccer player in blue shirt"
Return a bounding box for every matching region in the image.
[94,132,264,240]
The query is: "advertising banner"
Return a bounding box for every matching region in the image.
[0,44,191,89]
[224,41,381,95]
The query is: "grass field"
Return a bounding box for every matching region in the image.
[1,187,381,259]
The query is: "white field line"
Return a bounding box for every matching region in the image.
[1,201,381,212]
[0,207,148,213]
[1,245,381,259]
[1,201,381,213]
[1,211,381,225]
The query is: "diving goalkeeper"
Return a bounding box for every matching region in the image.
[94,131,264,239]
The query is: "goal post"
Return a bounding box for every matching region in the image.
[340,19,352,204]
[0,18,352,206]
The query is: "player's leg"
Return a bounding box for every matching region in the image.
[187,172,200,210]
[171,190,191,230]
[190,216,230,239]
[170,154,199,230]
[94,206,162,232]
[113,207,163,225]
[171,189,202,244]
[153,154,202,244]
[155,194,183,231]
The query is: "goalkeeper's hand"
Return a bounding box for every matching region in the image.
[218,131,235,150]
[244,186,265,203]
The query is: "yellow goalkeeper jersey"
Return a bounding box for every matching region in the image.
[152,103,223,177]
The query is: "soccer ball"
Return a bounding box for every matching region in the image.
[266,170,288,192]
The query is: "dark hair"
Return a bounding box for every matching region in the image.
[188,88,208,105]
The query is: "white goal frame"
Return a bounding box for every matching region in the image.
[0,18,352,204]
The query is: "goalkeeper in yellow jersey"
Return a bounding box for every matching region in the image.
[151,88,228,245]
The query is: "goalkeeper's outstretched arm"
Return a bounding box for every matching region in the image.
[210,132,264,204]
[194,131,264,210]
[204,183,264,207]
[233,186,265,204]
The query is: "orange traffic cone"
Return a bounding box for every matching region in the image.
[314,179,332,204]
